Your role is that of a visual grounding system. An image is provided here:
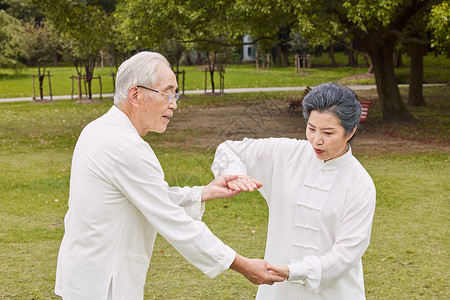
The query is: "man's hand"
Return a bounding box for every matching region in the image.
[201,174,262,202]
[230,254,285,285]
[227,174,263,192]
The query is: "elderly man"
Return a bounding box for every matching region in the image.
[55,52,283,300]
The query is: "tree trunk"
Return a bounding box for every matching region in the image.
[281,44,290,67]
[53,50,59,67]
[394,48,404,67]
[85,59,95,100]
[366,35,415,122]
[206,52,216,93]
[271,48,277,66]
[86,73,93,99]
[39,75,44,100]
[329,42,337,66]
[347,49,357,67]
[209,68,215,93]
[314,46,322,57]
[38,65,44,100]
[276,45,282,67]
[346,41,358,68]
[408,42,426,106]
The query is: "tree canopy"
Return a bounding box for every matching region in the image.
[0,9,27,68]
[1,0,448,120]
[289,0,437,122]
[37,0,114,99]
[428,1,450,53]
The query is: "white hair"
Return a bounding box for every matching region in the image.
[113,52,170,105]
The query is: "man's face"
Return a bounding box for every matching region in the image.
[137,64,178,135]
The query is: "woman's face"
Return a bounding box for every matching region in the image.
[306,110,355,162]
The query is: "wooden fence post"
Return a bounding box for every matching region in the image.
[98,75,102,100]
[47,71,53,101]
[204,68,208,94]
[219,68,225,94]
[182,70,185,95]
[32,76,36,101]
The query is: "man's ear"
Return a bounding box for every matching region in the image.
[127,86,140,107]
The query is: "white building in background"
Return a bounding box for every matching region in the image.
[242,35,256,61]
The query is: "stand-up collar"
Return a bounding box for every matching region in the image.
[109,105,140,136]
[313,145,353,170]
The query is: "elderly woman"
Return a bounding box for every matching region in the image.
[212,82,376,299]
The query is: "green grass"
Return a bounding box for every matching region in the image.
[0,89,449,299]
[0,52,448,98]
[354,85,450,144]
[0,67,116,99]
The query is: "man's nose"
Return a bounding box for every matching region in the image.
[169,100,177,110]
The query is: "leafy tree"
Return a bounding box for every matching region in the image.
[115,0,237,93]
[23,21,59,100]
[428,1,450,56]
[291,0,436,122]
[115,0,443,118]
[0,9,27,68]
[38,0,113,99]
[233,0,299,67]
[0,0,43,23]
[403,9,430,107]
[179,0,236,92]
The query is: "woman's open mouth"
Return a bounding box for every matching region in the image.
[314,148,324,154]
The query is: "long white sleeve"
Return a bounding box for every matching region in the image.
[287,183,376,293]
[212,138,300,201]
[112,141,235,278]
[167,186,205,220]
[212,137,376,299]
[56,105,236,300]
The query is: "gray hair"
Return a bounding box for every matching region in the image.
[113,52,170,105]
[302,82,362,140]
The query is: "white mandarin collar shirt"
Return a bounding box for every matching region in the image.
[55,105,235,300]
[212,138,376,300]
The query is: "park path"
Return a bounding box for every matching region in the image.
[0,84,445,103]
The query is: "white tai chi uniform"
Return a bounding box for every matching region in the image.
[212,138,376,300]
[55,106,235,300]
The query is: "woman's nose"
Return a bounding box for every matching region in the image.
[314,134,323,145]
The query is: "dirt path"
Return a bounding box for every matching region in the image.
[167,100,448,154]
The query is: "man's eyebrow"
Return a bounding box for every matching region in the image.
[307,122,316,128]
[164,84,176,91]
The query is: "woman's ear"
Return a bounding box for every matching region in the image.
[346,125,357,142]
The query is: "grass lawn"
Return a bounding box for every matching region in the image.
[0,52,448,98]
[0,87,449,299]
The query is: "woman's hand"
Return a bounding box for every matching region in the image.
[266,264,290,279]
[227,174,263,192]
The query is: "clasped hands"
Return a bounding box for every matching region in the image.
[201,174,263,202]
[202,174,290,285]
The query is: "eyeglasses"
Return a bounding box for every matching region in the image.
[136,85,181,103]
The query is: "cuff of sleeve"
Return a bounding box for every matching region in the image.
[287,256,322,294]
[287,262,307,281]
[204,247,236,278]
[190,186,205,221]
